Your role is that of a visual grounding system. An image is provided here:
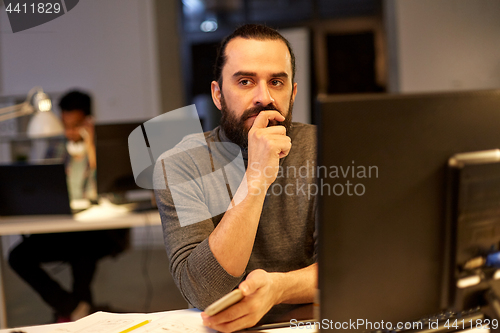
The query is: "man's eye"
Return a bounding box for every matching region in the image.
[239,79,251,86]
[271,80,283,86]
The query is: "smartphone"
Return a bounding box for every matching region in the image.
[204,289,244,316]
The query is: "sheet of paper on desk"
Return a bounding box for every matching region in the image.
[132,309,216,333]
[48,312,160,333]
[74,203,129,222]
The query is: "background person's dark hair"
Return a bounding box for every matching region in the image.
[58,90,92,116]
[214,24,296,88]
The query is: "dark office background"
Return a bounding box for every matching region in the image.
[178,0,385,129]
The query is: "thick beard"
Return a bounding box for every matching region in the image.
[219,94,294,149]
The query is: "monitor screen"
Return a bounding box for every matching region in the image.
[316,90,500,331]
[95,121,143,195]
[0,163,71,215]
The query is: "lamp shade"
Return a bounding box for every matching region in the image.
[27,110,64,138]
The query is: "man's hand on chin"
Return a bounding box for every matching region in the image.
[201,269,282,332]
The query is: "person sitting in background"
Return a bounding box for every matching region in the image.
[8,90,129,323]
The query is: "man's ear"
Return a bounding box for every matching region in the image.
[291,82,298,103]
[211,81,222,110]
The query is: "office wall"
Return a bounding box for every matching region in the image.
[0,0,161,122]
[385,0,500,93]
[281,28,311,124]
[154,0,185,114]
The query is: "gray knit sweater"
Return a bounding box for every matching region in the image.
[153,122,317,310]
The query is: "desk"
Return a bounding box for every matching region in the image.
[0,206,161,328]
[0,308,491,333]
[0,309,310,333]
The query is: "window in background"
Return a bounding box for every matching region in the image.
[246,0,313,23]
[326,32,384,94]
[317,0,378,18]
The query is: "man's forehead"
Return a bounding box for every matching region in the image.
[223,37,292,77]
[62,110,86,122]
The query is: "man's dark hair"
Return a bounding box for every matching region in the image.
[58,90,92,116]
[214,24,296,87]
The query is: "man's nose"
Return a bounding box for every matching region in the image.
[253,82,274,106]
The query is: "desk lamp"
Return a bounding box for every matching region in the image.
[0,87,64,138]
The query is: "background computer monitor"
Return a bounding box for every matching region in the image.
[317,90,500,330]
[0,163,71,215]
[447,150,500,313]
[95,122,143,196]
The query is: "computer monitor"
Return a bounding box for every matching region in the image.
[446,150,500,313]
[0,163,71,215]
[317,90,500,331]
[95,122,143,195]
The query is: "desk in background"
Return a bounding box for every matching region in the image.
[0,205,161,328]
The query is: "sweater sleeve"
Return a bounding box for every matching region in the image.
[153,148,244,310]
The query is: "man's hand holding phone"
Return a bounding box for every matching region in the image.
[201,269,282,332]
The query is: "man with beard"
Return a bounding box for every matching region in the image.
[154,24,316,332]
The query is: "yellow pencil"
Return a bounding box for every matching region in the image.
[119,320,151,333]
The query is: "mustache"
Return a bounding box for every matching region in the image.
[241,104,283,123]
